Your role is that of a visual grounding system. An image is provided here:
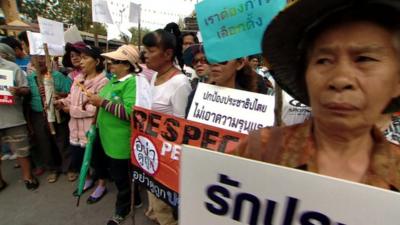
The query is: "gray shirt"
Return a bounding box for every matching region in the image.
[0,58,28,129]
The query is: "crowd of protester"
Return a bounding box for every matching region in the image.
[1,1,400,223]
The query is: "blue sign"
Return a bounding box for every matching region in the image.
[195,0,286,63]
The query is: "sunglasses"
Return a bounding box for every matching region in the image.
[192,57,209,65]
[109,60,129,65]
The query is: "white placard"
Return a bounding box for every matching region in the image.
[187,83,275,134]
[64,25,83,44]
[129,2,141,23]
[27,31,64,56]
[92,0,113,24]
[37,17,65,46]
[0,69,14,104]
[0,69,14,96]
[180,145,400,225]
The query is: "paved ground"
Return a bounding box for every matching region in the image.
[0,160,158,225]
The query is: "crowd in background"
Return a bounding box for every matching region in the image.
[0,13,399,225]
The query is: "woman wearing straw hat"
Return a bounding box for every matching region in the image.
[235,0,400,189]
[87,44,151,225]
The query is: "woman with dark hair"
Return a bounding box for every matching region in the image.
[86,44,151,225]
[209,58,265,93]
[62,42,86,81]
[56,45,108,188]
[143,29,192,225]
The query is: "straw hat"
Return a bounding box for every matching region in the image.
[101,45,140,66]
[262,0,400,113]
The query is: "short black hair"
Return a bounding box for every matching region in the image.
[182,32,199,44]
[248,54,260,61]
[18,31,29,46]
[0,36,22,51]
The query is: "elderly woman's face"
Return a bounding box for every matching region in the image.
[306,21,400,129]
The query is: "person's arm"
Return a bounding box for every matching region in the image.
[9,67,30,96]
[87,78,136,121]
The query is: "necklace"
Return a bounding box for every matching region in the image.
[157,65,175,78]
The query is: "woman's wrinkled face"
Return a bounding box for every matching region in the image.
[209,59,244,87]
[80,53,97,74]
[306,21,400,130]
[70,51,82,68]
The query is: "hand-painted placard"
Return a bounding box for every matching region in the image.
[0,69,14,104]
[37,17,65,46]
[195,0,286,63]
[187,83,275,134]
[180,145,400,225]
[131,106,246,209]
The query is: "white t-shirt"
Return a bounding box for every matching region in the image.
[135,74,152,109]
[151,73,192,118]
[282,91,311,126]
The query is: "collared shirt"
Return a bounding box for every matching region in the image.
[234,120,400,191]
[0,58,28,129]
[97,73,137,159]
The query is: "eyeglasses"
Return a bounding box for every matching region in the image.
[192,57,209,65]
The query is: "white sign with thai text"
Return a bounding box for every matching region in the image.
[187,83,274,134]
[37,17,65,46]
[180,145,400,225]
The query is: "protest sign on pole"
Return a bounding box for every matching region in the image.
[37,17,65,46]
[131,106,246,209]
[180,145,400,225]
[92,0,113,24]
[0,69,14,105]
[195,0,286,63]
[187,83,275,134]
[27,31,64,56]
[129,2,141,24]
[64,25,83,44]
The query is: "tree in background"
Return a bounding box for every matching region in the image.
[17,0,94,32]
[129,26,150,46]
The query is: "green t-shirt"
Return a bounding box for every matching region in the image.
[97,74,136,159]
[27,71,72,112]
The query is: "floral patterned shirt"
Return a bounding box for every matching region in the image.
[234,120,400,192]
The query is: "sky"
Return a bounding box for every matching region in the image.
[133,0,200,30]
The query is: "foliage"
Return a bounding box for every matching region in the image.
[129,26,151,46]
[18,0,94,31]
